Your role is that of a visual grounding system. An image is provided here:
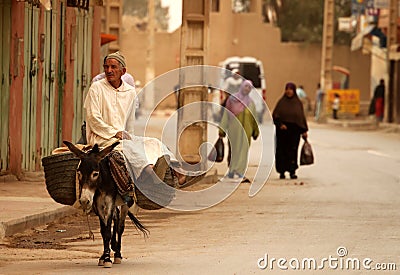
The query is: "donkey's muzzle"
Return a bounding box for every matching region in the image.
[80,188,94,212]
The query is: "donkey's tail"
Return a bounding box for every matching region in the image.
[127,211,149,238]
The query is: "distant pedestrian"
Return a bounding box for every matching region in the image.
[332,93,340,119]
[314,83,325,121]
[219,80,259,182]
[222,68,243,95]
[296,85,307,99]
[373,79,385,122]
[215,69,243,122]
[296,85,311,115]
[273,82,308,179]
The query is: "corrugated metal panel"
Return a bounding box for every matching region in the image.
[40,4,58,158]
[22,3,39,171]
[56,2,65,147]
[72,8,92,143]
[0,0,11,172]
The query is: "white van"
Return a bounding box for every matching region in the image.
[218,56,267,123]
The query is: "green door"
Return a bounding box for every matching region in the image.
[0,0,11,172]
[22,3,40,171]
[72,8,92,142]
[41,4,58,158]
[56,1,66,147]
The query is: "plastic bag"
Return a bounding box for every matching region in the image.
[208,137,224,162]
[300,139,314,165]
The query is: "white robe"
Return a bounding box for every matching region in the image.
[223,76,243,94]
[84,78,177,179]
[84,78,136,146]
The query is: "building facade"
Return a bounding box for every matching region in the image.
[350,0,400,123]
[120,0,372,112]
[4,0,396,179]
[0,0,102,178]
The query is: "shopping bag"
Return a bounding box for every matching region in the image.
[300,139,314,165]
[208,137,224,162]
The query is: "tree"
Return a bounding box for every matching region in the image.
[123,0,169,32]
[264,0,351,45]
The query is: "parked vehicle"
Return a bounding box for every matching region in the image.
[218,56,267,123]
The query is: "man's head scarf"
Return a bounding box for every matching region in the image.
[105,51,126,68]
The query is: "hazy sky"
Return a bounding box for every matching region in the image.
[161,0,182,32]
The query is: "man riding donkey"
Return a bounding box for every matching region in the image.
[84,51,199,208]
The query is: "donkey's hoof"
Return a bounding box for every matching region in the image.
[103,260,113,268]
[98,258,113,267]
[114,257,122,264]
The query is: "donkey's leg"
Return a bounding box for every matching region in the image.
[113,205,129,264]
[97,197,115,268]
[111,208,119,251]
[98,215,114,268]
[111,208,121,263]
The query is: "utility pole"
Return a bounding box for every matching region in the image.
[144,0,155,110]
[320,0,334,122]
[386,0,398,123]
[177,0,210,169]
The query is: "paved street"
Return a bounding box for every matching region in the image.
[0,115,400,274]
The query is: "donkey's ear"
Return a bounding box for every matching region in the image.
[63,140,86,159]
[96,141,120,160]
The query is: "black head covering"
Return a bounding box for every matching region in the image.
[272,82,308,132]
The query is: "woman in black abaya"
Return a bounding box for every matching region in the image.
[272,82,308,179]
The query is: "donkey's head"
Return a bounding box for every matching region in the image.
[63,141,119,213]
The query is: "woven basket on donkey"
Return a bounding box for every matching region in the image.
[41,152,79,205]
[135,167,177,210]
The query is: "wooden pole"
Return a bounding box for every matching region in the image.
[385,0,398,123]
[319,0,334,122]
[144,0,155,110]
[177,0,210,168]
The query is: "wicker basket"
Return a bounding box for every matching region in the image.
[135,167,177,210]
[41,152,79,205]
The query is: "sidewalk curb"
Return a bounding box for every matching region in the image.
[0,206,78,239]
[326,118,378,130]
[0,173,219,240]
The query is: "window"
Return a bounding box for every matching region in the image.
[67,0,89,10]
[212,0,220,12]
[240,63,261,88]
[232,0,250,13]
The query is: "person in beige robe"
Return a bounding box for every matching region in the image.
[84,52,200,205]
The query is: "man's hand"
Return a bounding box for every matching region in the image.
[280,124,287,130]
[114,131,131,140]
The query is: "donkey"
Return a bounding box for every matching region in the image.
[63,140,148,268]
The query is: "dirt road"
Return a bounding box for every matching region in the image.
[1,123,400,274]
[1,179,312,274]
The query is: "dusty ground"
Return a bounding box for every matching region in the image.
[3,213,99,250]
[0,179,227,267]
[1,125,400,274]
[0,179,309,273]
